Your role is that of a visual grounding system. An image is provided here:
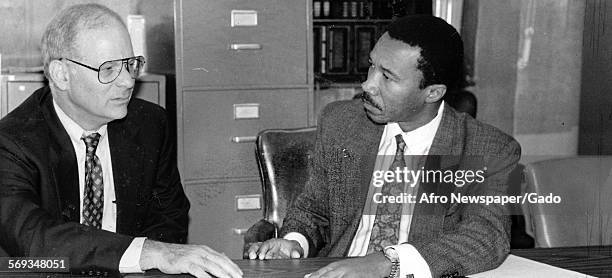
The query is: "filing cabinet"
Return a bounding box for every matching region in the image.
[182,89,309,180]
[180,0,309,87]
[175,0,313,258]
[0,73,167,118]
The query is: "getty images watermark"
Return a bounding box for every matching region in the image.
[370,163,562,207]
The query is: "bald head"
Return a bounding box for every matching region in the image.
[41,3,126,80]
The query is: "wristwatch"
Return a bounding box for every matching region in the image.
[383,246,400,278]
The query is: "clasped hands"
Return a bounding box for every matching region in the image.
[247,238,391,278]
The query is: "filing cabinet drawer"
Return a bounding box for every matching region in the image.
[181,89,309,180]
[185,180,262,259]
[133,74,166,108]
[180,0,308,87]
[5,81,45,115]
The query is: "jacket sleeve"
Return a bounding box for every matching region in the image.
[279,108,332,257]
[0,133,134,275]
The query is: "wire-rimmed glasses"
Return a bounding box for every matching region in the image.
[62,56,145,84]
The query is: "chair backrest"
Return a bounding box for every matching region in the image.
[255,127,317,227]
[522,156,612,247]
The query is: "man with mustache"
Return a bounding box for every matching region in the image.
[0,4,241,278]
[249,15,521,278]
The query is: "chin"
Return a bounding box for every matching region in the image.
[108,108,128,121]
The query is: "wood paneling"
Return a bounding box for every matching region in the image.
[579,0,612,155]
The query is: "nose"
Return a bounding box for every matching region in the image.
[114,62,135,88]
[361,73,379,96]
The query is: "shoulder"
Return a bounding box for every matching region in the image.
[119,98,169,130]
[127,98,168,122]
[449,107,520,155]
[319,99,365,126]
[0,87,50,148]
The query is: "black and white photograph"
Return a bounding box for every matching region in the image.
[0,0,610,277]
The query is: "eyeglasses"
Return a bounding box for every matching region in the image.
[62,56,145,84]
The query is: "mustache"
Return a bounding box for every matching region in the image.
[361,93,382,110]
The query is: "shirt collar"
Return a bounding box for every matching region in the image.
[385,101,445,153]
[53,99,107,145]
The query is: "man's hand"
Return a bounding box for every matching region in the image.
[247,238,303,260]
[139,239,243,278]
[305,252,391,278]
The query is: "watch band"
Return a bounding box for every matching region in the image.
[383,248,400,278]
[388,259,400,278]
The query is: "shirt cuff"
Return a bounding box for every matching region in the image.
[391,243,432,278]
[119,237,146,273]
[283,232,309,258]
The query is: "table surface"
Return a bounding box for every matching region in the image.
[2,246,611,277]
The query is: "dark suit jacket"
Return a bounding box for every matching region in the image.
[0,87,190,275]
[280,100,521,277]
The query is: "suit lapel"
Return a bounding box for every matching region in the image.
[108,115,144,234]
[40,89,80,222]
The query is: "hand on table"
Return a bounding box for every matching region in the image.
[305,252,391,278]
[247,238,304,260]
[139,239,243,278]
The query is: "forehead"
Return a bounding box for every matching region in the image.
[371,33,422,75]
[73,22,133,64]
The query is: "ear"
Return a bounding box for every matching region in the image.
[423,84,447,103]
[48,60,70,91]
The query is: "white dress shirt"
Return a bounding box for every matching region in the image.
[53,101,145,273]
[285,102,445,278]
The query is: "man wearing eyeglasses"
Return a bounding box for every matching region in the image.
[0,4,242,278]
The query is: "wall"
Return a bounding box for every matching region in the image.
[466,0,584,161]
[469,0,521,135]
[0,0,173,74]
[130,0,175,74]
[514,0,584,159]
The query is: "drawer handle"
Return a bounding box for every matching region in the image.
[233,228,248,235]
[231,136,257,143]
[230,43,262,50]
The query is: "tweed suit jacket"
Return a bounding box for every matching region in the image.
[0,87,190,275]
[280,99,521,277]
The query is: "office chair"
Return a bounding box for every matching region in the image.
[522,156,612,247]
[243,127,317,257]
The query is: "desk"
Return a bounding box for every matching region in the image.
[133,246,612,277]
[2,246,611,277]
[136,246,612,277]
[511,246,612,277]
